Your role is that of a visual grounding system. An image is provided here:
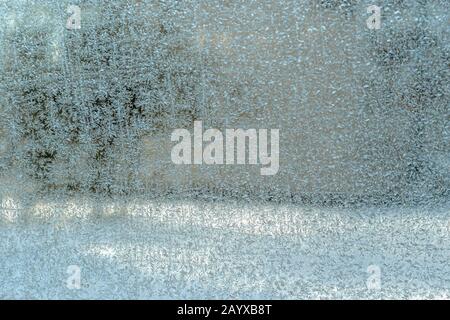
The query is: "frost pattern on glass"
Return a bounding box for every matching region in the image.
[0,0,449,299]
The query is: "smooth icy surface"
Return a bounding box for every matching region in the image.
[1,199,449,299]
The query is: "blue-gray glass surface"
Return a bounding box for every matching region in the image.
[0,0,448,299]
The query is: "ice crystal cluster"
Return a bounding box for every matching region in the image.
[0,0,449,301]
[0,0,448,204]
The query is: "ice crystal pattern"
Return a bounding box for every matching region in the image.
[0,0,448,204]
